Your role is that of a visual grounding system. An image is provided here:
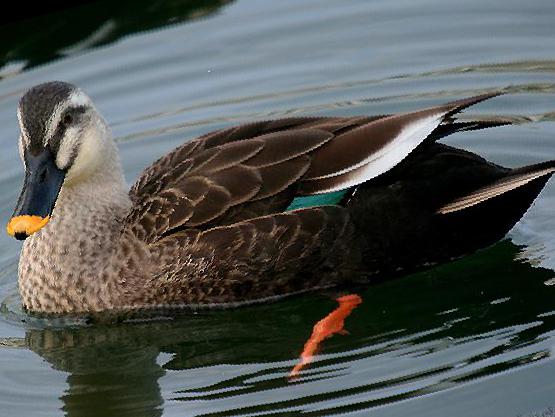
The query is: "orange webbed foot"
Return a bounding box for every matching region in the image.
[289,294,362,379]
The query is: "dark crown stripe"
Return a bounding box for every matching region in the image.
[19,81,76,154]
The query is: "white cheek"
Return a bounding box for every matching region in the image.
[56,126,80,169]
[62,126,104,185]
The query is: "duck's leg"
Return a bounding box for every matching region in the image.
[289,294,362,378]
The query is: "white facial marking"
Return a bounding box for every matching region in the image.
[17,107,30,147]
[18,135,26,169]
[44,102,63,146]
[44,89,94,146]
[55,126,80,170]
[60,114,108,185]
[68,90,93,108]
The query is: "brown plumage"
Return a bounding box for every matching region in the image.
[9,84,555,314]
[128,93,499,236]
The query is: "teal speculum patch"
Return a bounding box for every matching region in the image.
[286,189,350,211]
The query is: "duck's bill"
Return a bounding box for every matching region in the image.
[6,150,65,240]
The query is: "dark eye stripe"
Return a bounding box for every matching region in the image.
[49,126,67,156]
[49,106,88,156]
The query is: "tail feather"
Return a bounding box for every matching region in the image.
[441,91,504,118]
[438,160,555,214]
[431,120,512,141]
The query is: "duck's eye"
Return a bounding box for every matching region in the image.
[62,113,73,126]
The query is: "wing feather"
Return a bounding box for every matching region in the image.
[244,129,333,167]
[126,93,502,242]
[254,156,311,200]
[301,93,502,194]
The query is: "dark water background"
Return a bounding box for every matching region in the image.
[1,1,555,416]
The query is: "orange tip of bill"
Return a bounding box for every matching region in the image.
[6,215,50,237]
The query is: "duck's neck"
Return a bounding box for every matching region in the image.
[18,145,132,313]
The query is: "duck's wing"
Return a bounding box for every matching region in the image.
[297,93,502,194]
[149,206,355,304]
[127,93,500,243]
[129,116,383,200]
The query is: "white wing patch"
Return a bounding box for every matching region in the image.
[303,112,445,194]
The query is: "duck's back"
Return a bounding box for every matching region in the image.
[348,143,555,279]
[116,94,555,308]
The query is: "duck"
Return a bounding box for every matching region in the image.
[6,81,555,314]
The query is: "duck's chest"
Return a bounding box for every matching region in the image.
[17,214,124,313]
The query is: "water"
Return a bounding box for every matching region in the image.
[1,0,555,415]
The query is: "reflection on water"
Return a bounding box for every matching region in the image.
[0,0,233,74]
[1,0,555,416]
[7,242,552,417]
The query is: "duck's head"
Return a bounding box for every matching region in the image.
[7,81,110,240]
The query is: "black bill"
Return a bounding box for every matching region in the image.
[7,148,65,240]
